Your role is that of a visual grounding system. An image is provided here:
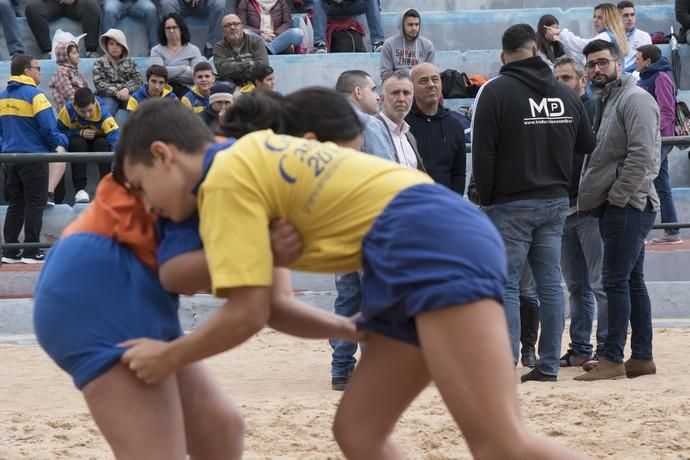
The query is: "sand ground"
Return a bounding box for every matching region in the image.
[1,327,690,459]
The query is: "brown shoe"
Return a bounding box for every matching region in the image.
[624,358,656,378]
[573,358,626,381]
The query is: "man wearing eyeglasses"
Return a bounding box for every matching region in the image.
[213,14,269,87]
[575,39,660,382]
[0,55,68,264]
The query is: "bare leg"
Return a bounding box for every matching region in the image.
[416,300,588,460]
[82,363,186,460]
[333,333,431,459]
[48,162,65,193]
[176,362,245,460]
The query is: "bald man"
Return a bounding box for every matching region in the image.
[405,63,467,195]
[213,14,269,86]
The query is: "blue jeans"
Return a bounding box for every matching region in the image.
[0,0,23,55]
[245,28,303,54]
[159,0,224,49]
[486,197,568,376]
[329,272,361,378]
[100,96,129,128]
[312,0,384,46]
[561,213,608,356]
[599,203,656,363]
[101,0,159,48]
[653,144,679,236]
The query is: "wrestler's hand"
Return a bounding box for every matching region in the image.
[270,218,303,266]
[335,313,367,342]
[120,338,178,384]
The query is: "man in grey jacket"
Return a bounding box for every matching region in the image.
[328,69,396,391]
[575,39,659,381]
[213,14,269,86]
[379,9,435,80]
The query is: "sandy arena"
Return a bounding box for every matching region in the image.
[1,327,690,459]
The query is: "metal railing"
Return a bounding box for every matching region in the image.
[2,135,690,252]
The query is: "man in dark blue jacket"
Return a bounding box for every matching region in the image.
[1,55,68,264]
[406,62,466,196]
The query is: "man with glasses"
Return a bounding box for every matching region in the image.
[575,39,659,381]
[1,55,68,264]
[213,14,269,87]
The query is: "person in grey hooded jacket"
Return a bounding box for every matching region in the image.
[379,8,435,80]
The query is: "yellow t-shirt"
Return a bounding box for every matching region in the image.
[199,130,433,297]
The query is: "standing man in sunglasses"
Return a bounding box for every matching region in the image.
[575,39,660,381]
[1,55,68,264]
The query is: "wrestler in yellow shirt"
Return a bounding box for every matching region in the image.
[199,129,432,297]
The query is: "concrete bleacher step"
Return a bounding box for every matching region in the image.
[379,0,671,13]
[0,5,677,59]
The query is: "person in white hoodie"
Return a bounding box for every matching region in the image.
[379,8,435,80]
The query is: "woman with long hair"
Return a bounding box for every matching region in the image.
[536,14,565,67]
[546,3,629,59]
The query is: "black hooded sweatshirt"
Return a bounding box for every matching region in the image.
[471,56,595,206]
[406,102,467,195]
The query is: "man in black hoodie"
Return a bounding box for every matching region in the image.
[472,24,595,383]
[406,62,466,196]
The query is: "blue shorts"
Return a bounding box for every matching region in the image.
[358,184,507,346]
[34,233,182,389]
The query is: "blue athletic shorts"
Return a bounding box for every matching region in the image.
[358,183,507,346]
[33,233,183,389]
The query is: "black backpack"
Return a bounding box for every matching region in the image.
[330,29,366,53]
[440,69,478,99]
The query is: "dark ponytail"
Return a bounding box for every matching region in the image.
[219,90,286,138]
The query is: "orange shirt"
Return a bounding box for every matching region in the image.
[62,174,159,272]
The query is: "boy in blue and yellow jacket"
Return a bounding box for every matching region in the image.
[127,65,178,112]
[0,55,68,264]
[57,87,119,204]
[180,62,214,113]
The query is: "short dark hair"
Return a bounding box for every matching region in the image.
[502,24,536,53]
[335,70,372,94]
[582,39,620,59]
[113,99,214,179]
[636,44,662,63]
[193,61,213,74]
[74,87,95,108]
[617,1,634,10]
[146,64,168,82]
[11,54,36,76]
[158,13,191,46]
[220,87,363,144]
[284,87,364,143]
[402,8,420,21]
[250,64,274,84]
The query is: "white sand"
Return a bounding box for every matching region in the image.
[1,328,690,459]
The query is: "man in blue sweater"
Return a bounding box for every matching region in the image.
[1,55,68,264]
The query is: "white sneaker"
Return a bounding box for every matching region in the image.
[75,189,90,203]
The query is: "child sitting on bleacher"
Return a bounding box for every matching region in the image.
[93,29,144,127]
[49,41,88,112]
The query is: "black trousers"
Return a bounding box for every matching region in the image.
[3,162,48,259]
[55,137,111,204]
[24,0,101,52]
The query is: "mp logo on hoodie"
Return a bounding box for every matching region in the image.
[525,97,572,126]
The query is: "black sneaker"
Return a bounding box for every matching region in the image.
[521,347,537,368]
[331,376,349,391]
[314,43,327,54]
[521,368,557,383]
[560,349,591,367]
[20,252,46,264]
[372,41,384,52]
[1,255,22,264]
